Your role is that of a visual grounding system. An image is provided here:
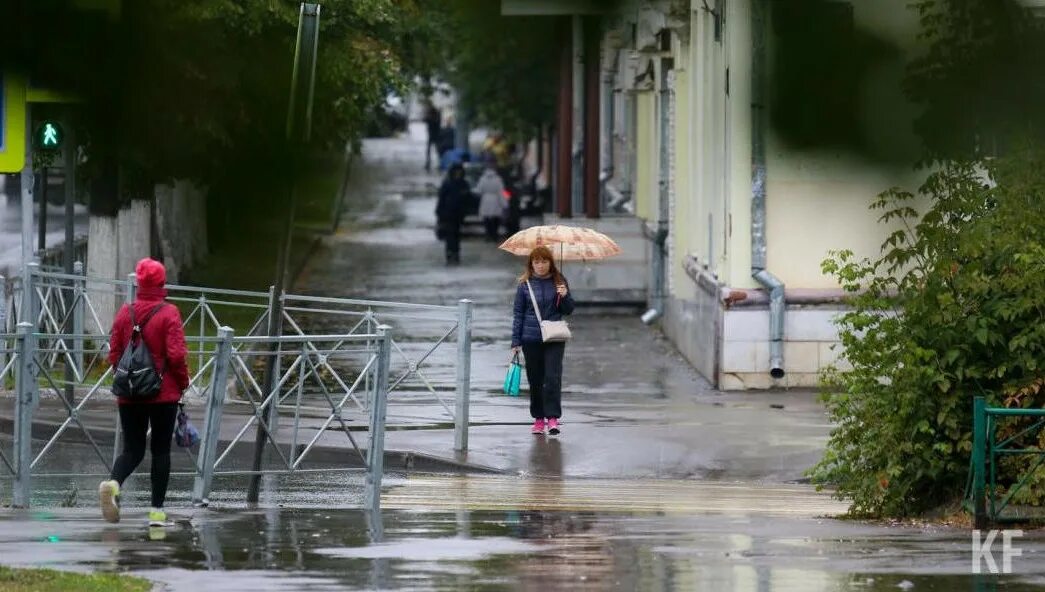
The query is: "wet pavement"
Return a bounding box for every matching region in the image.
[294,124,832,484]
[3,126,1044,590]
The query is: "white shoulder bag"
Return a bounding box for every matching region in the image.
[526,280,572,343]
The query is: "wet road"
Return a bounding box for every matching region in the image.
[1,498,1043,591]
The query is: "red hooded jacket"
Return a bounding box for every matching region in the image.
[108,258,190,405]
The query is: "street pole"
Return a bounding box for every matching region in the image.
[247,2,321,503]
[63,128,77,406]
[63,128,76,274]
[37,168,48,253]
[21,104,35,326]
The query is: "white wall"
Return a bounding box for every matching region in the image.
[761,0,924,290]
[86,215,119,333]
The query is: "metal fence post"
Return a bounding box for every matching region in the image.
[72,261,84,377]
[364,325,392,511]
[13,322,36,507]
[193,326,234,506]
[127,272,137,304]
[112,272,137,465]
[973,396,988,529]
[454,299,473,452]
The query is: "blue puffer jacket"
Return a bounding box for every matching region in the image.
[511,275,576,347]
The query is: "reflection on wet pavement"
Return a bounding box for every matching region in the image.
[0,505,1042,592]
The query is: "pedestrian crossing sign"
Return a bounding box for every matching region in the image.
[34,121,64,150]
[0,73,27,173]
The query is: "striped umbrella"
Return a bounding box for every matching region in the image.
[498,225,622,261]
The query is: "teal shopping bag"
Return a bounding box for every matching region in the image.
[503,353,522,396]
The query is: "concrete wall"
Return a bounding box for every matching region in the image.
[718,305,849,389]
[760,0,923,289]
[662,274,720,381]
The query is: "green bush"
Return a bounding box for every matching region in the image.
[812,150,1045,517]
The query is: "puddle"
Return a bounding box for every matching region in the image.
[314,536,542,560]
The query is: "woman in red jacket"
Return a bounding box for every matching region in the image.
[98,258,189,526]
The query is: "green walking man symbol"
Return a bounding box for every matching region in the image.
[42,124,59,146]
[34,121,63,150]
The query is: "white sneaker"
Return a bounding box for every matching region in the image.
[98,480,121,523]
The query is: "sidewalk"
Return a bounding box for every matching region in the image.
[0,124,832,485]
[293,123,832,483]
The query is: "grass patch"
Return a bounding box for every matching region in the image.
[0,566,151,592]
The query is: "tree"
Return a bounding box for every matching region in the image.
[0,0,439,206]
[438,0,560,138]
[906,0,1045,162]
[813,0,1045,517]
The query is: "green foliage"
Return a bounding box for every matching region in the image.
[440,0,559,138]
[906,0,1045,162]
[1,0,437,199]
[813,149,1045,517]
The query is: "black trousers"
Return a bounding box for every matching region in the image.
[444,226,461,263]
[522,342,565,419]
[482,217,500,241]
[111,403,178,508]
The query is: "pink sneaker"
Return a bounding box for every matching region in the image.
[546,418,560,435]
[531,418,546,434]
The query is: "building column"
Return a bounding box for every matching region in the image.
[583,16,602,219]
[556,20,574,218]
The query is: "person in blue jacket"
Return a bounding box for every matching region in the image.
[510,245,575,435]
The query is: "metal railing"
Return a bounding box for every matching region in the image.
[36,236,88,272]
[968,396,1045,526]
[7,263,473,451]
[3,322,394,511]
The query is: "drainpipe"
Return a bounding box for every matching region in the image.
[750,0,785,379]
[599,45,617,209]
[642,58,672,326]
[641,223,668,325]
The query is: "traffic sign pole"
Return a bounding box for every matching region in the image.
[21,102,35,325]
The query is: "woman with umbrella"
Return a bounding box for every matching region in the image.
[502,225,622,435]
[510,245,574,435]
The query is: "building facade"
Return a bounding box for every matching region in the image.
[503,0,925,389]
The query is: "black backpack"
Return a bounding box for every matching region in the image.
[112,303,167,400]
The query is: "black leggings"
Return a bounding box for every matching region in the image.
[111,403,178,508]
[522,342,565,419]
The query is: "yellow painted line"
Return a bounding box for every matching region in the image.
[383,475,850,517]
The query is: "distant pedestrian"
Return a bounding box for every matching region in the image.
[476,163,506,241]
[99,258,189,527]
[510,246,574,435]
[436,163,471,265]
[423,101,441,172]
[438,116,457,167]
